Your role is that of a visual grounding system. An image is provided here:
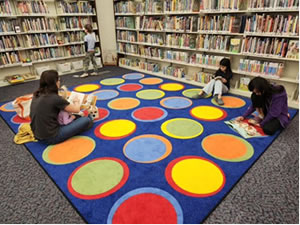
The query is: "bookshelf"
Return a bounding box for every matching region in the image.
[114,0,299,108]
[0,0,103,86]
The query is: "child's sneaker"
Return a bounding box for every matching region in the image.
[192,92,208,99]
[91,72,98,76]
[80,73,89,78]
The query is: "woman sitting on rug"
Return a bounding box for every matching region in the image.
[236,77,290,135]
[192,58,233,105]
[30,70,93,145]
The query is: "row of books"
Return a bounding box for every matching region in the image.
[241,37,299,58]
[118,43,138,54]
[56,0,95,14]
[114,1,136,13]
[138,33,164,45]
[115,17,135,29]
[196,35,241,52]
[238,58,284,77]
[136,16,164,30]
[138,46,163,58]
[193,71,215,84]
[16,1,49,15]
[199,0,247,11]
[198,15,245,33]
[166,16,198,32]
[0,36,21,50]
[0,0,13,14]
[145,0,163,13]
[119,57,161,72]
[162,65,186,78]
[59,17,94,30]
[165,0,200,12]
[244,14,299,35]
[117,31,137,42]
[247,0,299,9]
[23,33,58,47]
[61,32,84,44]
[19,17,58,33]
[0,52,21,66]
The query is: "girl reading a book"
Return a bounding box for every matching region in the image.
[192,58,232,105]
[30,70,94,145]
[236,77,290,135]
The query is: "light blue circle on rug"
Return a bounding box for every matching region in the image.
[160,97,192,109]
[122,73,145,80]
[93,90,119,100]
[124,137,166,162]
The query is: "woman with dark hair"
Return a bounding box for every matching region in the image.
[192,58,233,105]
[236,77,290,135]
[30,70,93,144]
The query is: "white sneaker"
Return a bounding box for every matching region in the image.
[91,72,98,76]
[80,73,89,78]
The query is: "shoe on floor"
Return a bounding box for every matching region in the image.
[80,73,89,78]
[214,95,224,105]
[91,72,98,76]
[192,92,208,99]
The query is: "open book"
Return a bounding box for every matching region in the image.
[68,91,85,106]
[225,117,266,139]
[67,91,97,110]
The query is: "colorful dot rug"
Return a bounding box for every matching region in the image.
[0,72,298,224]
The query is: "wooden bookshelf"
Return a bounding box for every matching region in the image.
[0,0,103,85]
[114,0,299,108]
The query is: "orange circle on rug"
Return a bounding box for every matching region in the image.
[159,83,185,91]
[202,134,254,162]
[212,96,246,108]
[42,136,95,165]
[140,77,163,85]
[190,106,227,121]
[165,156,225,197]
[108,98,140,110]
[95,119,136,140]
[74,84,101,93]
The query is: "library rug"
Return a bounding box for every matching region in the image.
[0,72,298,224]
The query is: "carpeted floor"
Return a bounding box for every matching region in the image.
[0,66,298,223]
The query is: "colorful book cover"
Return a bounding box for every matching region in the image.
[286,40,299,59]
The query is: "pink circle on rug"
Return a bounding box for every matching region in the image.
[117,83,143,92]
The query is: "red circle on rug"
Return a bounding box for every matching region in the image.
[94,108,110,122]
[118,84,143,92]
[133,107,164,121]
[12,115,31,124]
[112,193,177,224]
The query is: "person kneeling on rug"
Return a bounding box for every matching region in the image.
[236,77,290,135]
[30,70,94,145]
[192,58,233,105]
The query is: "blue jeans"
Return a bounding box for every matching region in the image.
[44,115,94,145]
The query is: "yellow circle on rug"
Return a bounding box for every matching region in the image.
[140,77,163,85]
[160,83,184,91]
[74,84,101,92]
[108,97,140,110]
[100,119,136,138]
[42,136,95,165]
[212,96,246,108]
[161,118,203,139]
[171,157,224,196]
[190,106,227,121]
[100,78,125,86]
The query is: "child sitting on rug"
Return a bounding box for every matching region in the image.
[235,77,290,135]
[192,58,233,105]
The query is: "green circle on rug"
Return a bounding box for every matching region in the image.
[202,134,254,162]
[136,89,165,100]
[71,159,124,195]
[161,118,203,139]
[100,78,125,86]
[182,89,212,98]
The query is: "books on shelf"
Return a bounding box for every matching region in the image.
[239,77,250,90]
[114,1,136,13]
[60,17,93,30]
[199,0,247,11]
[29,47,65,61]
[0,51,21,66]
[245,14,299,35]
[229,38,241,53]
[286,40,299,59]
[241,36,290,58]
[138,33,164,45]
[136,16,165,31]
[166,33,197,49]
[21,17,58,33]
[196,34,240,52]
[116,17,135,29]
[162,65,185,78]
[23,33,58,48]
[118,43,138,54]
[247,0,299,9]
[145,0,163,13]
[164,0,200,12]
[138,46,164,58]
[57,0,95,14]
[16,0,49,15]
[238,58,285,77]
[193,71,214,83]
[0,35,21,51]
[117,30,137,42]
[166,15,198,32]
[0,0,13,15]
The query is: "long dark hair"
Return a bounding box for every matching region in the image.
[219,58,232,76]
[34,70,59,97]
[248,77,284,98]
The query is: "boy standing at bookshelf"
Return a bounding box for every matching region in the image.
[80,24,98,78]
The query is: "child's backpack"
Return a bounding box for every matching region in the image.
[12,94,33,120]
